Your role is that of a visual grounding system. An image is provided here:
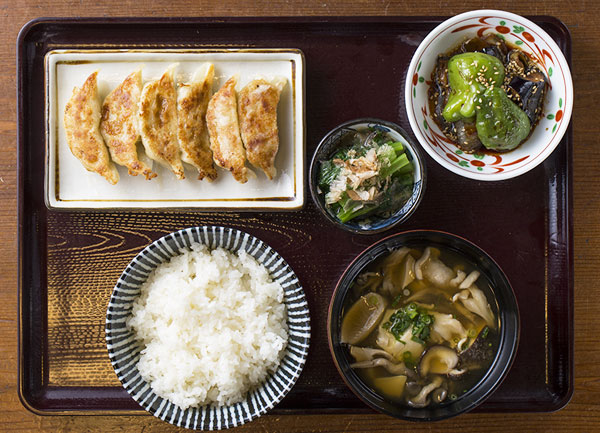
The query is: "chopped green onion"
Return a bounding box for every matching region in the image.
[383,302,434,344]
[482,327,490,339]
[391,294,403,308]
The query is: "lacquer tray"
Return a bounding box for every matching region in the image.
[17,16,572,414]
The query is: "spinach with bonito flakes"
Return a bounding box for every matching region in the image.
[317,128,415,224]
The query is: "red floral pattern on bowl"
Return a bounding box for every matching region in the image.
[405,10,572,180]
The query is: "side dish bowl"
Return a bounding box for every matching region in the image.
[327,230,520,421]
[106,226,310,430]
[405,10,573,181]
[309,118,426,234]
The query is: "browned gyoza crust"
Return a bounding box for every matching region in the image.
[177,63,217,181]
[101,69,156,180]
[237,77,286,180]
[206,75,248,183]
[139,66,185,179]
[64,71,120,185]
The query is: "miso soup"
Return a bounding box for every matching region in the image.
[341,246,499,408]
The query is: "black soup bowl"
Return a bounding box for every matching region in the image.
[327,230,520,421]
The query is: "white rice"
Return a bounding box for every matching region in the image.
[127,243,288,409]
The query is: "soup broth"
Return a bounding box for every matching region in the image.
[341,246,499,408]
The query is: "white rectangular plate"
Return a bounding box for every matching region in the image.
[45,49,304,210]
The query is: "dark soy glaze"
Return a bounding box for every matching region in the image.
[428,34,547,153]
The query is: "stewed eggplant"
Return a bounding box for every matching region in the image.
[428,34,547,153]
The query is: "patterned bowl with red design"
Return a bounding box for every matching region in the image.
[405,10,573,181]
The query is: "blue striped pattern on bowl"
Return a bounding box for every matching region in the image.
[105,226,311,430]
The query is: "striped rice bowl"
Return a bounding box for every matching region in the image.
[106,226,310,430]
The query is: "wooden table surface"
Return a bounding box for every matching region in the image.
[2,0,598,431]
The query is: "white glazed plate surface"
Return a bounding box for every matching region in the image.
[45,49,304,209]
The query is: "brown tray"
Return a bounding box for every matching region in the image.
[17,16,573,414]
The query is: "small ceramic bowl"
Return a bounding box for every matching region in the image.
[106,226,310,430]
[405,10,573,180]
[327,230,520,421]
[309,118,426,234]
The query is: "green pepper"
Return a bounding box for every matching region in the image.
[475,87,531,151]
[442,53,505,122]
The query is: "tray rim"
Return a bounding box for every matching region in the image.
[17,14,573,416]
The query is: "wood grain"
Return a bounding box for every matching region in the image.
[3,1,599,432]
